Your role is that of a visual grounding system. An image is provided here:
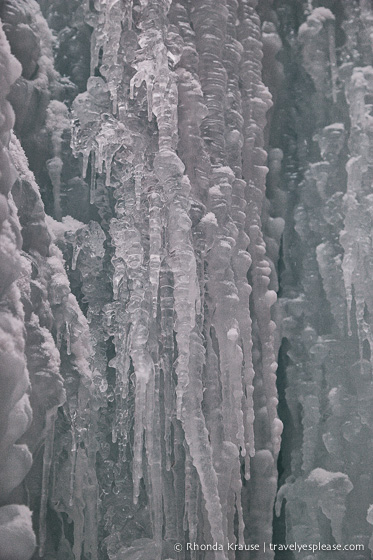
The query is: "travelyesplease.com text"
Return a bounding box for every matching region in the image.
[173,541,365,554]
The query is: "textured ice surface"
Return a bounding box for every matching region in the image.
[1,1,373,560]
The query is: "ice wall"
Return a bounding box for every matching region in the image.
[0,3,98,559]
[2,0,373,560]
[273,2,373,559]
[0,19,36,560]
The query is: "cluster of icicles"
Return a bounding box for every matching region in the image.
[275,2,373,557]
[70,0,283,558]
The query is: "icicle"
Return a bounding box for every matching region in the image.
[250,231,281,453]
[66,321,72,355]
[149,190,162,317]
[69,417,77,508]
[45,101,70,221]
[128,0,133,29]
[327,21,338,103]
[145,360,162,555]
[132,382,144,504]
[154,155,197,420]
[72,448,86,560]
[90,31,100,77]
[39,408,58,557]
[82,150,90,179]
[183,331,227,559]
[183,451,191,532]
[46,157,63,221]
[96,141,104,174]
[112,425,117,444]
[90,151,96,204]
[105,154,113,186]
[235,488,245,547]
[81,449,99,560]
[130,79,135,100]
[346,289,353,336]
[183,450,199,560]
[56,324,62,350]
[159,262,175,470]
[227,325,246,454]
[71,244,81,271]
[147,80,153,122]
[131,346,152,504]
[134,163,143,211]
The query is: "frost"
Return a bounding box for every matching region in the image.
[0,19,35,560]
[276,469,353,545]
[0,505,36,560]
[200,212,218,226]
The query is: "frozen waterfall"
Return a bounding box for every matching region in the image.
[0,1,372,559]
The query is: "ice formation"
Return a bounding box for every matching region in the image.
[1,1,373,560]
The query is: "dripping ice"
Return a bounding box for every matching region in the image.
[2,1,373,560]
